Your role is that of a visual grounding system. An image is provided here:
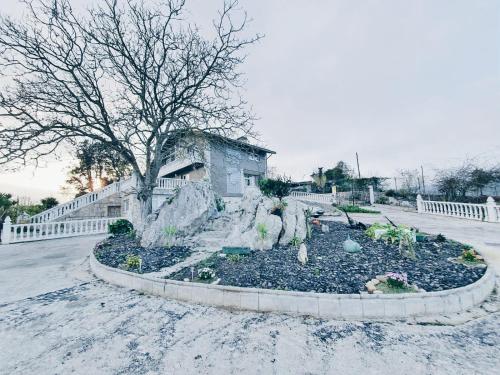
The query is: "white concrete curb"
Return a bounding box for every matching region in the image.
[90,251,496,320]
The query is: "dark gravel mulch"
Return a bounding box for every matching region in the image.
[94,234,192,273]
[170,221,486,294]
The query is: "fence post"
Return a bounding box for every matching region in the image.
[486,196,496,222]
[1,216,11,245]
[368,185,375,205]
[416,194,423,213]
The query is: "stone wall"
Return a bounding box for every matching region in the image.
[62,194,123,220]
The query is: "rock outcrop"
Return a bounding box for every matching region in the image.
[278,197,308,245]
[140,182,217,247]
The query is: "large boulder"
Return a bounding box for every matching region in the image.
[140,182,217,247]
[224,188,282,250]
[279,197,308,245]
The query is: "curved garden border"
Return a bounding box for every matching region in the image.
[90,251,495,320]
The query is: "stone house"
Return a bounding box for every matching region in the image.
[158,132,275,197]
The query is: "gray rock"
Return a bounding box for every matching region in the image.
[298,243,308,265]
[140,182,217,247]
[321,224,330,233]
[279,197,308,245]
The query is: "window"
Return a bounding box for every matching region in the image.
[244,174,256,187]
[249,153,260,162]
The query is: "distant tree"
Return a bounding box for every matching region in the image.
[324,161,352,191]
[311,167,327,193]
[40,197,59,210]
[66,141,131,196]
[469,168,495,196]
[0,193,16,223]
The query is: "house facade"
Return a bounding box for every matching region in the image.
[158,133,275,197]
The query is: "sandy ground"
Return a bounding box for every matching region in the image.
[0,207,499,375]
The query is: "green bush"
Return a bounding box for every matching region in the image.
[258,176,292,199]
[108,219,134,235]
[338,205,380,214]
[125,254,142,271]
[375,196,389,204]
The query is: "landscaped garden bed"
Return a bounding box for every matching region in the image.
[169,221,486,294]
[94,234,192,273]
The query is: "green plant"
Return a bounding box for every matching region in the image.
[125,254,142,272]
[198,267,215,280]
[258,175,292,199]
[227,254,244,262]
[164,226,177,248]
[375,196,389,204]
[304,208,312,239]
[461,248,481,262]
[127,229,137,239]
[338,205,381,214]
[436,233,446,242]
[313,268,321,276]
[271,200,288,216]
[399,230,416,259]
[257,223,268,240]
[385,272,408,289]
[108,219,134,235]
[215,196,225,212]
[290,236,302,248]
[365,222,391,239]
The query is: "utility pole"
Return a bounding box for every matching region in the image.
[355,152,361,178]
[394,177,398,191]
[421,165,426,195]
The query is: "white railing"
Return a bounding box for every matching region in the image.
[1,217,123,244]
[29,176,192,224]
[30,179,126,223]
[290,191,336,204]
[417,195,499,223]
[156,178,190,190]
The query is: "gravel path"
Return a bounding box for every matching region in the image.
[170,221,485,293]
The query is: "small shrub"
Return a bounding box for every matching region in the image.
[227,254,244,262]
[258,175,292,199]
[271,200,288,217]
[164,226,177,248]
[198,267,215,280]
[385,272,408,289]
[365,222,391,239]
[257,223,268,240]
[436,233,446,242]
[108,219,134,235]
[215,196,225,212]
[375,196,389,204]
[461,248,479,262]
[125,254,142,272]
[338,205,380,214]
[290,236,302,248]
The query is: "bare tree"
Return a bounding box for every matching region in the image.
[0,0,259,220]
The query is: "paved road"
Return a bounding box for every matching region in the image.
[0,210,499,375]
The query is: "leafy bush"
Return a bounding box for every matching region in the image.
[461,248,480,262]
[215,196,225,212]
[271,200,287,217]
[385,272,408,288]
[375,196,389,204]
[365,223,392,239]
[227,254,244,262]
[108,219,134,235]
[436,233,446,242]
[338,205,380,214]
[258,176,292,199]
[198,267,215,280]
[125,254,142,271]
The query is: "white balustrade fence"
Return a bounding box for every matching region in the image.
[417,195,499,223]
[30,176,194,224]
[1,217,123,244]
[156,178,190,190]
[290,191,336,204]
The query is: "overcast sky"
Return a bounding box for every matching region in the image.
[0,0,499,200]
